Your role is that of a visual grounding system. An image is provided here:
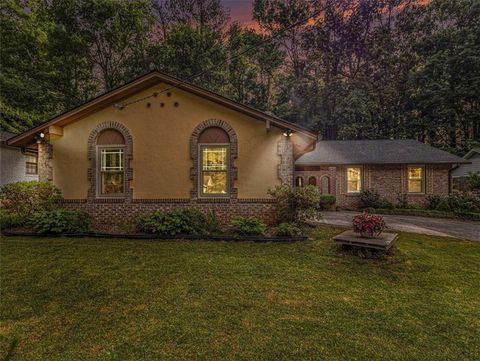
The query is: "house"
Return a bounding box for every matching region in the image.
[0,130,38,185]
[6,70,467,230]
[451,148,480,191]
[295,140,468,209]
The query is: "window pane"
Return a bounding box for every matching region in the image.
[101,149,123,171]
[202,147,227,171]
[25,154,37,164]
[101,172,124,194]
[347,167,361,193]
[26,163,38,175]
[202,172,227,194]
[408,167,423,193]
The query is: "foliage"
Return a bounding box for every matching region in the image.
[319,195,336,210]
[395,193,409,209]
[268,185,323,223]
[0,208,24,231]
[137,208,212,236]
[359,189,382,209]
[0,181,62,218]
[230,216,266,236]
[352,213,386,237]
[28,209,92,234]
[425,191,480,213]
[273,222,304,237]
[373,207,480,222]
[467,171,480,192]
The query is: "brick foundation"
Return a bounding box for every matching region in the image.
[61,199,277,232]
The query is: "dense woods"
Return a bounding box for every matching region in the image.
[1,0,479,154]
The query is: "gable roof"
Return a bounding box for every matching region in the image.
[295,140,469,165]
[7,70,317,147]
[462,148,480,160]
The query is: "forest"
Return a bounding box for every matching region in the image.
[1,0,479,154]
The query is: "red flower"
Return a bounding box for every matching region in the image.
[352,213,386,236]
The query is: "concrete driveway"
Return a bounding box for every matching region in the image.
[316,211,480,242]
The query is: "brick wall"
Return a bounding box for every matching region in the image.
[61,199,277,232]
[333,164,452,209]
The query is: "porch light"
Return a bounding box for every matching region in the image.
[282,129,293,137]
[34,132,45,144]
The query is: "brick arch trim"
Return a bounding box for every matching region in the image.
[190,119,238,199]
[87,121,133,202]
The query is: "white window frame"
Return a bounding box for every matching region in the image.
[198,143,230,198]
[96,145,126,198]
[407,165,425,194]
[346,166,362,194]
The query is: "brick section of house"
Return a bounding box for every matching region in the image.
[61,199,277,232]
[295,166,336,194]
[334,164,451,209]
[38,142,53,182]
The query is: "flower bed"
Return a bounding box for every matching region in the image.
[352,213,386,238]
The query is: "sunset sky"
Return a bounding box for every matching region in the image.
[222,0,256,27]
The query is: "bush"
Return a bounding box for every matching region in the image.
[268,185,323,223]
[0,181,62,218]
[137,208,210,236]
[0,208,24,231]
[319,195,336,210]
[447,191,480,213]
[274,222,304,237]
[467,171,480,192]
[359,189,382,209]
[28,209,92,234]
[426,194,442,210]
[230,216,266,236]
[395,192,409,209]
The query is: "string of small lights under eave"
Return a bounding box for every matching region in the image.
[112,5,327,111]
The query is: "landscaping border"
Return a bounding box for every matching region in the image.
[1,230,307,243]
[370,208,480,221]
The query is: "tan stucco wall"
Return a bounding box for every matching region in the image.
[51,83,285,199]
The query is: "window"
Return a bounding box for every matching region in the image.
[96,129,125,196]
[308,176,317,186]
[347,167,362,193]
[200,146,228,195]
[408,166,424,193]
[295,176,304,187]
[25,153,38,175]
[198,126,231,196]
[321,176,330,194]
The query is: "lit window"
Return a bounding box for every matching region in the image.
[99,148,124,195]
[25,153,38,175]
[408,166,424,193]
[347,167,362,193]
[200,146,228,195]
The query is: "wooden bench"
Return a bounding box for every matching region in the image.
[333,230,398,251]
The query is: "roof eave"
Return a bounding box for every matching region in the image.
[7,70,317,147]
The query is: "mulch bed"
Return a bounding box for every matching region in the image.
[2,229,307,243]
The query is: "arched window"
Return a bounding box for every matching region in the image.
[308,176,317,186]
[321,176,330,194]
[198,127,230,196]
[97,129,125,196]
[295,176,304,187]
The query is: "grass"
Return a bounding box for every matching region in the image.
[1,227,479,360]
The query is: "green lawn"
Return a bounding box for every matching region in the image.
[1,227,479,361]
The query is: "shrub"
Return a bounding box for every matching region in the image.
[467,171,480,192]
[230,216,266,236]
[29,209,92,234]
[205,210,221,235]
[447,191,480,212]
[268,185,322,223]
[395,192,409,209]
[352,213,386,237]
[426,194,442,210]
[319,195,336,210]
[0,181,61,218]
[359,189,382,208]
[0,208,24,231]
[137,208,209,236]
[274,222,304,237]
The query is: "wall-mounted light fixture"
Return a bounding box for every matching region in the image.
[282,129,293,137]
[34,132,46,144]
[113,103,124,110]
